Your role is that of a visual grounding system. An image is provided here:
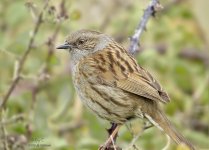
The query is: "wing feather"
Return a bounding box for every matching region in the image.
[79,45,170,104]
[116,73,169,103]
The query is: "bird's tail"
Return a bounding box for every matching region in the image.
[145,110,195,150]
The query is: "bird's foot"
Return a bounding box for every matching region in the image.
[99,124,120,150]
[107,123,118,135]
[99,144,122,150]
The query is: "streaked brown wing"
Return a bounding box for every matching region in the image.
[115,73,170,103]
[79,43,170,104]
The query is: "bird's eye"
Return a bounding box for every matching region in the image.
[78,39,85,45]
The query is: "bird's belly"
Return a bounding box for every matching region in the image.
[74,80,136,123]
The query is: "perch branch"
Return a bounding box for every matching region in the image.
[129,0,162,54]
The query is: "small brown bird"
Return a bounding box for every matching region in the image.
[57,29,195,150]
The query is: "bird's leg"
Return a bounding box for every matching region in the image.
[107,123,118,142]
[99,124,121,150]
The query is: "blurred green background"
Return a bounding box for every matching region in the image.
[0,0,208,150]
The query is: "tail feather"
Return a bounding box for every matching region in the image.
[145,110,195,150]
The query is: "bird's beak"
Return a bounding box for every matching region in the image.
[56,42,71,50]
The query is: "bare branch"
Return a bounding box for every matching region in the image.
[0,0,50,110]
[129,0,163,54]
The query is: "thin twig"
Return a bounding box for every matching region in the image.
[0,0,50,110]
[0,114,24,126]
[125,124,153,150]
[129,0,162,54]
[0,110,9,150]
[162,135,171,150]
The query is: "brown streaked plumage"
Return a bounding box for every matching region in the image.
[57,29,195,150]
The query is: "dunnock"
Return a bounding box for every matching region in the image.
[57,29,195,150]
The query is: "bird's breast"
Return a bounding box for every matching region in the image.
[72,65,138,123]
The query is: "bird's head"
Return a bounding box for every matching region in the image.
[57,29,113,62]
